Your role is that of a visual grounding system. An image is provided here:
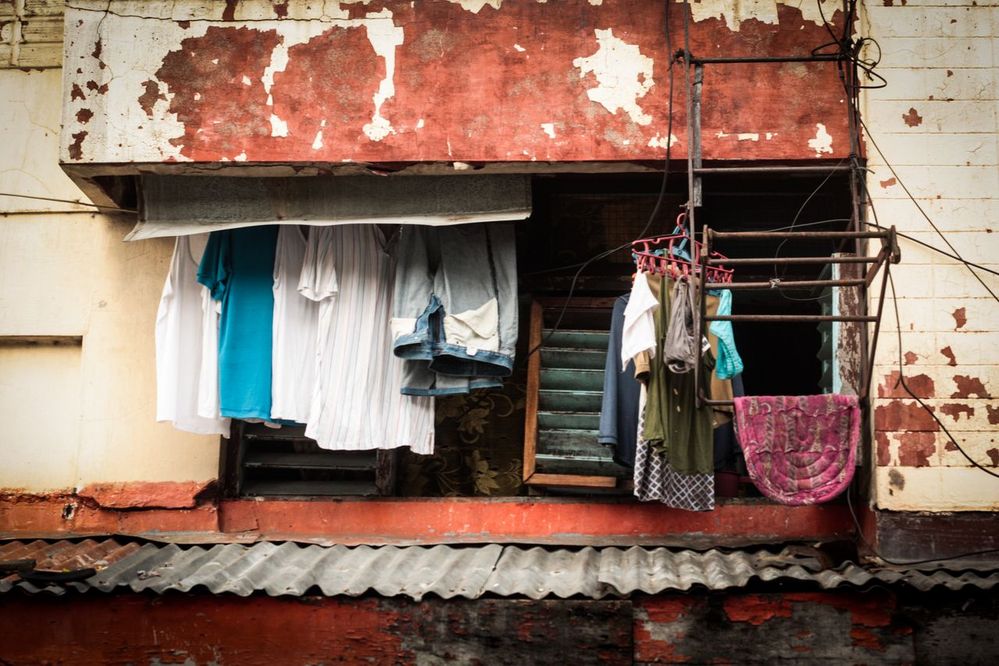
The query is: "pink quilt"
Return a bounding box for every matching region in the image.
[733,395,861,506]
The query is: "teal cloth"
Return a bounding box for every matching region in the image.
[198,226,278,420]
[708,289,744,380]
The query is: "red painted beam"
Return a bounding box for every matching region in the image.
[219,499,853,547]
[0,494,853,547]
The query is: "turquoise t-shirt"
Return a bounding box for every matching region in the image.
[197,226,278,420]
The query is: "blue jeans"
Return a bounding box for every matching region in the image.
[391,223,518,396]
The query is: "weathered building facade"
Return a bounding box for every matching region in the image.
[1,0,997,662]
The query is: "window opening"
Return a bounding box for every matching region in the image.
[518,172,893,497]
[214,171,895,502]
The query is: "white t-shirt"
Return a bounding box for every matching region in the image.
[155,234,230,435]
[270,226,319,423]
[196,285,222,421]
[621,272,659,370]
[299,225,434,453]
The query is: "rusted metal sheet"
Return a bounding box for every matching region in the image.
[4,539,998,599]
[61,0,853,170]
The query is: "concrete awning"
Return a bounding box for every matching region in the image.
[127,174,531,240]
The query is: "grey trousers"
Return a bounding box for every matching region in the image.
[391,222,518,396]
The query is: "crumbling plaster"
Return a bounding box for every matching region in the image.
[60,0,852,170]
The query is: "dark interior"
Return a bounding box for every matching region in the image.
[519,170,855,397]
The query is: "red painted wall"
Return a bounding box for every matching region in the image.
[2,590,982,664]
[64,1,853,167]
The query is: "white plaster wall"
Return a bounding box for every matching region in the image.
[0,69,219,493]
[0,345,82,491]
[863,1,999,511]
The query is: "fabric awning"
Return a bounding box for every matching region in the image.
[126,174,532,240]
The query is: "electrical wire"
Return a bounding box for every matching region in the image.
[524,0,679,360]
[859,116,999,304]
[865,222,999,278]
[0,191,136,214]
[822,0,999,480]
[884,268,999,478]
[813,0,997,303]
[773,157,849,285]
[838,269,999,567]
[812,0,999,566]
[845,490,999,567]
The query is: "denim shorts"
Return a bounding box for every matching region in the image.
[391,222,518,396]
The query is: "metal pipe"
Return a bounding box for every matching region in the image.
[708,256,879,266]
[703,398,736,407]
[706,278,866,290]
[696,224,710,407]
[861,246,892,401]
[706,314,879,322]
[708,230,888,240]
[693,165,853,175]
[689,54,847,64]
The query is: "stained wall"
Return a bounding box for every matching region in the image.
[0,66,220,495]
[863,0,999,511]
[2,0,997,516]
[59,0,853,170]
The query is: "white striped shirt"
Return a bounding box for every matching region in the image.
[271,226,319,423]
[299,225,435,453]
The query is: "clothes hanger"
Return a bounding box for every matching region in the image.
[631,211,734,284]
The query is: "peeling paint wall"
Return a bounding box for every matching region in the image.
[60,0,852,170]
[864,1,999,511]
[0,67,219,495]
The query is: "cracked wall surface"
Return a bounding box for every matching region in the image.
[60,0,853,167]
[0,0,63,69]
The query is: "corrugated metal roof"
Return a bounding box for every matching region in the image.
[2,539,996,599]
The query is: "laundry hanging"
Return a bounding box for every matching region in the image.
[391,223,518,396]
[268,226,320,424]
[634,385,715,511]
[300,225,435,454]
[155,234,230,436]
[198,226,279,421]
[599,209,749,508]
[598,294,641,468]
[733,394,860,505]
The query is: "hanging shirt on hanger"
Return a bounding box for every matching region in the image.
[196,286,223,422]
[709,289,744,380]
[155,234,230,435]
[299,225,435,453]
[198,226,278,421]
[621,272,658,370]
[599,293,641,468]
[641,274,715,476]
[270,226,319,424]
